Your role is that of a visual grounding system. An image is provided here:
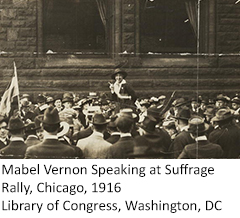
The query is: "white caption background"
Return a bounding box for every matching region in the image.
[0,159,239,218]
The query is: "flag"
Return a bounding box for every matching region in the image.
[0,62,20,117]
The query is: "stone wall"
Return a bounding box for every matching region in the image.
[0,0,37,54]
[217,0,240,53]
[0,0,240,101]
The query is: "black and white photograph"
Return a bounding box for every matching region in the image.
[0,0,240,159]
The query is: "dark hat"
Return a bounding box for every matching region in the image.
[116,114,134,130]
[20,94,30,100]
[162,119,176,129]
[138,115,157,133]
[46,96,54,104]
[231,97,240,105]
[34,115,43,129]
[53,94,62,101]
[108,115,118,128]
[7,117,25,130]
[119,108,137,119]
[191,97,199,103]
[100,99,109,106]
[92,113,109,125]
[211,108,233,122]
[78,98,91,107]
[173,108,191,120]
[0,115,8,124]
[149,97,159,103]
[139,99,150,107]
[25,122,40,132]
[42,106,60,125]
[62,93,74,103]
[172,98,188,108]
[36,94,46,104]
[215,94,230,103]
[88,92,98,99]
[111,68,128,80]
[158,95,166,101]
[188,116,209,133]
[203,106,215,117]
[21,99,31,107]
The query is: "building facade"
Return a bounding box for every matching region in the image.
[0,0,240,100]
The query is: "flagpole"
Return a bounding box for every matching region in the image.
[13,61,20,112]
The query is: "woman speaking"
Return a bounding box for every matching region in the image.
[109,68,137,110]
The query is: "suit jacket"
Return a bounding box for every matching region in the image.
[107,136,136,159]
[178,140,223,159]
[77,131,112,159]
[78,111,88,129]
[106,133,120,144]
[25,135,41,147]
[59,136,84,158]
[0,138,9,150]
[209,123,240,158]
[25,138,78,159]
[168,130,195,158]
[134,130,172,158]
[0,140,27,159]
[21,111,36,123]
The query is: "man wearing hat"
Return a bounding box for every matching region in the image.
[157,95,166,110]
[138,99,150,123]
[54,95,63,112]
[0,116,27,159]
[231,96,240,126]
[46,96,54,107]
[106,115,121,144]
[171,98,189,116]
[20,99,36,124]
[77,113,111,158]
[25,106,79,159]
[215,94,230,109]
[209,108,240,158]
[178,116,223,159]
[231,96,240,116]
[107,114,136,159]
[190,97,200,115]
[0,116,9,150]
[162,119,177,140]
[168,108,195,158]
[109,68,137,109]
[59,93,78,130]
[132,115,171,158]
[34,94,48,116]
[24,122,41,147]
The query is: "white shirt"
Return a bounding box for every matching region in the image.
[113,79,127,96]
[195,135,207,142]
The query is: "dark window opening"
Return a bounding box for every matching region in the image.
[140,0,197,54]
[43,0,107,54]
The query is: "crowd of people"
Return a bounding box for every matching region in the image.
[0,69,240,159]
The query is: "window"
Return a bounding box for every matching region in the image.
[42,0,109,54]
[140,0,197,54]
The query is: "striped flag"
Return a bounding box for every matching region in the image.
[0,62,20,117]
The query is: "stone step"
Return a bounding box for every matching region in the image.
[1,68,240,80]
